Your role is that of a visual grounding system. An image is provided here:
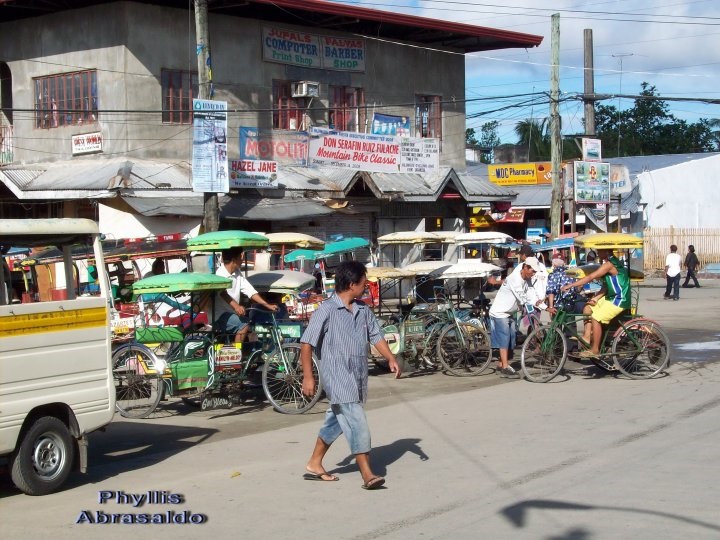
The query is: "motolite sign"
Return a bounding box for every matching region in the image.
[239,127,308,166]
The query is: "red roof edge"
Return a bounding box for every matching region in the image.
[249,0,543,48]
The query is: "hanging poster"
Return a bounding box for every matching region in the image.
[192,99,229,193]
[574,161,610,203]
[371,113,411,136]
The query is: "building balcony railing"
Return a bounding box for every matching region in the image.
[0,124,13,165]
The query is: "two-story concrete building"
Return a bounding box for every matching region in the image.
[0,0,542,245]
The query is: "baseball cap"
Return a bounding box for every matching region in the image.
[518,244,535,257]
[523,256,542,273]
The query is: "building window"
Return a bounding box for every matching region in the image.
[272,81,303,130]
[329,86,365,132]
[415,95,442,139]
[162,69,197,124]
[34,70,98,129]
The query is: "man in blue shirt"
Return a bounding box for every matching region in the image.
[300,261,400,490]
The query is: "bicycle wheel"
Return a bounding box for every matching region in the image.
[112,344,163,418]
[611,320,671,379]
[521,326,567,383]
[262,343,322,414]
[436,322,492,376]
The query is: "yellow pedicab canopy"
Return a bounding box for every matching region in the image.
[573,232,643,250]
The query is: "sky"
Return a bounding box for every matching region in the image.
[332,0,720,144]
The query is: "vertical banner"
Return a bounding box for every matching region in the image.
[192,99,229,193]
[574,161,610,203]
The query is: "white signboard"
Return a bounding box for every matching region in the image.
[262,26,365,72]
[308,128,439,174]
[71,132,103,155]
[399,137,439,174]
[582,138,602,162]
[230,160,279,189]
[192,99,229,193]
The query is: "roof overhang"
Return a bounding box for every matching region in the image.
[0,0,542,53]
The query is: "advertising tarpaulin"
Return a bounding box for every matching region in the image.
[610,164,632,195]
[493,208,526,223]
[192,99,229,193]
[230,160,279,189]
[574,161,610,203]
[309,128,399,172]
[371,113,411,136]
[309,128,439,174]
[262,26,365,72]
[240,127,308,166]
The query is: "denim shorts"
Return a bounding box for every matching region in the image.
[490,315,516,351]
[318,402,371,455]
[215,312,249,334]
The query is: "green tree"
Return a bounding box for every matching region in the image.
[465,128,479,146]
[479,121,500,163]
[514,118,550,161]
[594,82,716,156]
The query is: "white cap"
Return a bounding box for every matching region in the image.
[523,256,542,273]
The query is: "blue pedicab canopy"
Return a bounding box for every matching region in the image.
[187,230,270,252]
[131,272,232,294]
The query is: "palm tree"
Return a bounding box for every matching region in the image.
[514,118,551,161]
[708,118,720,151]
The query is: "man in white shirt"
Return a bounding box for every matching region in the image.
[663,244,682,301]
[489,256,546,377]
[215,247,278,343]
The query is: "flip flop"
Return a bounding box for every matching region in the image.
[303,471,339,482]
[361,476,385,490]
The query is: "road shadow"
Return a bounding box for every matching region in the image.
[501,498,720,536]
[332,438,429,477]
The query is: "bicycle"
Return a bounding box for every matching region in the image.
[520,294,671,383]
[433,287,493,376]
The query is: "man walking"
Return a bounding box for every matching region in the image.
[682,245,701,288]
[664,245,682,301]
[489,256,545,377]
[301,261,400,490]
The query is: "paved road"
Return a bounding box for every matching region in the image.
[1,281,719,539]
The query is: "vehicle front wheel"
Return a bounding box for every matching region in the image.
[10,416,75,496]
[521,326,567,383]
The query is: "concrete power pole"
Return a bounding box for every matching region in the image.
[583,29,595,136]
[194,0,219,232]
[549,13,562,238]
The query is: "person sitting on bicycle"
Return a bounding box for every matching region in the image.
[560,248,631,358]
[214,247,278,344]
[546,253,586,314]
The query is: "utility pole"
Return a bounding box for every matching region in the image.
[194,0,219,232]
[583,29,595,137]
[549,13,562,239]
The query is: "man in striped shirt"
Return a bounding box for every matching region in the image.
[301,261,400,490]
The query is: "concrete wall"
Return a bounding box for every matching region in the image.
[0,1,467,167]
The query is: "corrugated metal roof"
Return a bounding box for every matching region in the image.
[508,184,553,209]
[0,157,193,199]
[606,152,720,178]
[455,172,517,200]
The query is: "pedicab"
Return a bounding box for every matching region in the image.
[520,232,671,382]
[111,230,323,417]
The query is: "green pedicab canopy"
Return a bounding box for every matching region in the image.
[283,237,370,263]
[132,272,231,294]
[187,230,270,252]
